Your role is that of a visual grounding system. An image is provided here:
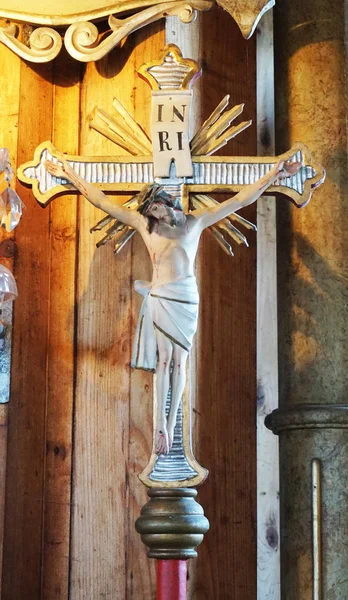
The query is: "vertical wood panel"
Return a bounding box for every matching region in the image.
[2,60,53,599]
[0,39,21,596]
[70,58,131,598]
[42,52,81,600]
[193,8,257,598]
[256,10,280,600]
[70,26,163,598]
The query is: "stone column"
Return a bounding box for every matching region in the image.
[266,1,348,599]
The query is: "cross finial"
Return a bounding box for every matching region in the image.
[138,44,201,91]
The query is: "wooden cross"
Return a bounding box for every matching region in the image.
[18,44,325,489]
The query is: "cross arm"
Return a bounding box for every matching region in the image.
[17,142,325,212]
[188,143,325,209]
[17,141,154,207]
[195,160,284,229]
[43,150,149,231]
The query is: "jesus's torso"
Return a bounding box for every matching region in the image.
[138,214,202,287]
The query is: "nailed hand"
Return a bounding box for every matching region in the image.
[276,159,302,179]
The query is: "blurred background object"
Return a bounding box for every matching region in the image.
[0,148,23,404]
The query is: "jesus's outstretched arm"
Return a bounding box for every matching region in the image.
[195,160,301,230]
[44,156,146,231]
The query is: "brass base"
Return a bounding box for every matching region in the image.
[135,488,209,559]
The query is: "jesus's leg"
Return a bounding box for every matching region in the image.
[167,346,188,448]
[154,330,173,454]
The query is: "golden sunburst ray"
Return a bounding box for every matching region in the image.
[113,227,136,254]
[89,98,152,157]
[193,192,257,232]
[193,194,247,243]
[112,98,152,152]
[90,214,113,232]
[191,193,256,253]
[230,212,257,231]
[190,95,230,150]
[191,195,235,255]
[96,221,127,247]
[89,94,256,256]
[210,226,234,256]
[91,193,141,247]
[190,97,252,156]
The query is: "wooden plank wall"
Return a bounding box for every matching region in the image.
[193,9,257,599]
[0,31,21,596]
[0,12,256,599]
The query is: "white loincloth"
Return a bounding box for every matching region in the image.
[131,276,199,372]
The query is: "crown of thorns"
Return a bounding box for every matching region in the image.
[136,183,183,216]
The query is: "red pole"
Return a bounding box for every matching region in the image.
[157,560,187,600]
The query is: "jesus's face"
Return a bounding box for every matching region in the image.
[146,201,186,227]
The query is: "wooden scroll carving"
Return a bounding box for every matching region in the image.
[0,0,274,63]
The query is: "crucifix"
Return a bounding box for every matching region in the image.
[18,43,325,578]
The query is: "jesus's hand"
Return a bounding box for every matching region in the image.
[275,160,302,180]
[44,154,74,182]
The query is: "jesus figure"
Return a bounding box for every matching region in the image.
[45,157,300,454]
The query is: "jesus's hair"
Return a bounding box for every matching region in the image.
[137,184,182,232]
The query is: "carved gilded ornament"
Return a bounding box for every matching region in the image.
[0,0,274,63]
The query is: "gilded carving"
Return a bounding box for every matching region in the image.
[0,0,275,63]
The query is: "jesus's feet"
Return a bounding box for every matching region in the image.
[155,425,170,455]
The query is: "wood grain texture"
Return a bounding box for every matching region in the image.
[2,59,53,599]
[69,54,133,600]
[69,25,163,600]
[41,51,81,600]
[256,10,280,600]
[0,38,21,597]
[192,7,257,598]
